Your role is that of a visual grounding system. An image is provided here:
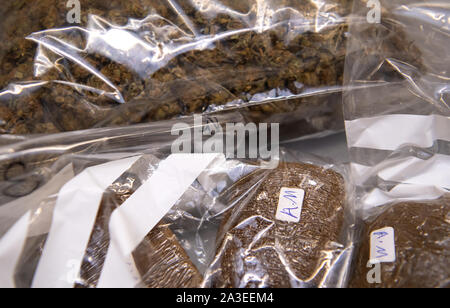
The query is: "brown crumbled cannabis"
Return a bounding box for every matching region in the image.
[0,1,353,136]
[2,1,419,137]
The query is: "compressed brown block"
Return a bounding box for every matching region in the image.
[77,159,201,288]
[350,198,450,288]
[211,162,346,288]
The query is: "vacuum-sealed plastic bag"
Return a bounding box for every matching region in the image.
[202,153,355,288]
[349,197,450,288]
[0,0,353,139]
[0,115,354,288]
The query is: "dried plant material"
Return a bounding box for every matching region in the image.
[0,0,352,137]
[350,198,450,288]
[208,162,346,288]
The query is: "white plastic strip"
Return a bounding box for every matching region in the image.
[362,184,447,210]
[346,114,450,150]
[97,153,221,288]
[351,154,450,188]
[0,211,31,288]
[32,156,141,288]
[377,154,450,189]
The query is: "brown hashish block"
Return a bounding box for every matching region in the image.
[349,197,450,288]
[210,162,346,288]
[77,158,201,288]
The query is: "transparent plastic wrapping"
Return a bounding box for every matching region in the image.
[202,153,355,288]
[344,0,450,211]
[0,116,354,288]
[349,196,450,288]
[8,153,255,288]
[0,0,353,140]
[0,113,241,288]
[344,1,450,288]
[0,111,244,206]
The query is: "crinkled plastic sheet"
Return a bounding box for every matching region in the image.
[349,197,450,288]
[202,153,356,288]
[0,0,353,139]
[0,117,354,288]
[0,116,260,288]
[2,153,258,288]
[344,1,450,288]
[343,0,450,212]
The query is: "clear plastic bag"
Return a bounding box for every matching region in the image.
[0,115,256,287]
[344,0,450,287]
[0,0,352,140]
[344,0,450,210]
[349,196,450,288]
[2,153,250,288]
[0,116,354,288]
[201,152,355,288]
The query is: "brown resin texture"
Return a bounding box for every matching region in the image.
[209,162,346,288]
[350,198,450,288]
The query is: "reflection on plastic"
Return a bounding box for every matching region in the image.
[0,0,351,136]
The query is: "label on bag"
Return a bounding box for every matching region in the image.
[276,188,305,223]
[370,227,396,263]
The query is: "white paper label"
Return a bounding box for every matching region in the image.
[276,188,305,223]
[370,227,396,263]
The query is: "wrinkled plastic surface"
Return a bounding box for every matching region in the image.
[202,159,354,288]
[350,197,450,288]
[0,111,244,206]
[344,1,450,289]
[343,0,450,211]
[0,153,254,288]
[0,0,353,139]
[74,154,207,288]
[0,114,239,288]
[0,116,353,288]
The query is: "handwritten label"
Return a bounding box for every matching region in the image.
[276,188,305,223]
[370,227,396,263]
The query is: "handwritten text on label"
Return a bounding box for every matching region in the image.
[276,188,305,223]
[370,227,396,263]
